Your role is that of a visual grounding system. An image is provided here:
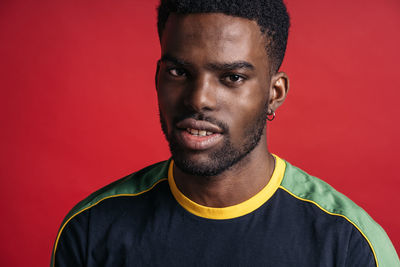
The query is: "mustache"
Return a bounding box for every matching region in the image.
[173,113,229,133]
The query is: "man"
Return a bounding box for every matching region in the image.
[51,0,399,266]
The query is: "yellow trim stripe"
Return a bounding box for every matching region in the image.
[52,178,168,267]
[279,185,379,267]
[168,155,286,220]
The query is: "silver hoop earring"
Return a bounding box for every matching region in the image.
[267,111,276,121]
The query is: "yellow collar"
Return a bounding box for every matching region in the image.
[168,155,286,220]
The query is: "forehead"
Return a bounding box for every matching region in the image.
[161,13,269,66]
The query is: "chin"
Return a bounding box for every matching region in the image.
[173,155,228,177]
[171,144,252,177]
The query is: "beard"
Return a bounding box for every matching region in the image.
[160,104,268,177]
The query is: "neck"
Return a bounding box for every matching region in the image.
[172,139,275,208]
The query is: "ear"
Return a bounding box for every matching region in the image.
[268,71,289,113]
[155,60,161,91]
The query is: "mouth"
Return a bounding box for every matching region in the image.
[174,118,224,151]
[185,128,215,136]
[176,118,224,133]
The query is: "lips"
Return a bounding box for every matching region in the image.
[176,118,223,134]
[175,118,224,150]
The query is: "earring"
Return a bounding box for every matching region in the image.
[267,110,276,121]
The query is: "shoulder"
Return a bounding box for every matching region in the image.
[62,160,170,223]
[279,159,399,267]
[51,160,171,266]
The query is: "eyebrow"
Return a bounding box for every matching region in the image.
[206,62,254,71]
[160,54,191,66]
[160,54,255,71]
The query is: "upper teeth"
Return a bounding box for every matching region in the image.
[187,128,213,136]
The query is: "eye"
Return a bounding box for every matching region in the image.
[168,67,187,77]
[227,74,243,82]
[221,74,246,85]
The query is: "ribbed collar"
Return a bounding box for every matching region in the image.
[168,155,286,220]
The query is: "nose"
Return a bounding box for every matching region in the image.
[184,74,217,112]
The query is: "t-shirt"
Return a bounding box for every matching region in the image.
[51,155,399,267]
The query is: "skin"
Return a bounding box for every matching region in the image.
[156,13,289,208]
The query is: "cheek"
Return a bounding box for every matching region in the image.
[157,91,172,121]
[157,72,175,108]
[157,85,183,130]
[226,91,267,136]
[231,86,267,119]
[157,74,185,110]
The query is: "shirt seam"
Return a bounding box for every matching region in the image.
[51,177,168,267]
[279,185,378,267]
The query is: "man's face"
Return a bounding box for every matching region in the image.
[156,13,272,176]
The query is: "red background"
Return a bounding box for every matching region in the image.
[1,0,399,266]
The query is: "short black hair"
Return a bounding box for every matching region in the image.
[157,0,290,73]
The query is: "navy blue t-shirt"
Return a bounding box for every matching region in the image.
[51,156,399,267]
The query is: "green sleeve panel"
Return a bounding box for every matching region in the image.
[280,161,400,267]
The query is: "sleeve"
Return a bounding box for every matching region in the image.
[51,210,89,267]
